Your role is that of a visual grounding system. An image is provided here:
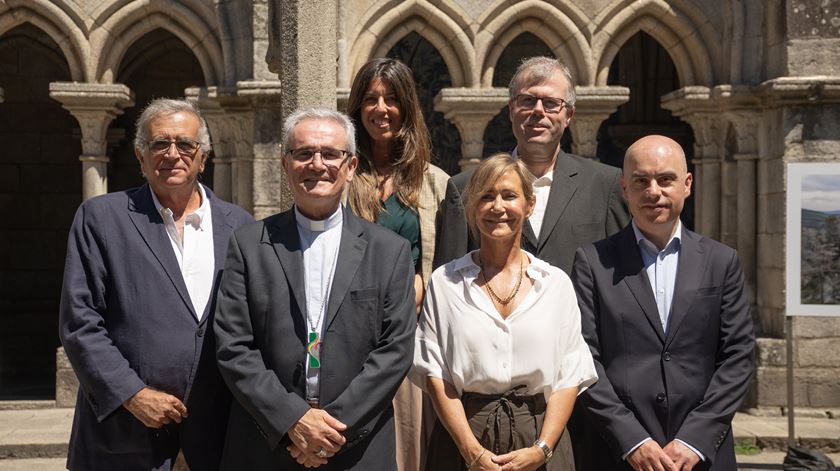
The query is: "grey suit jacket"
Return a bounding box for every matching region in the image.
[59,184,254,471]
[213,207,416,471]
[433,150,629,274]
[571,224,755,471]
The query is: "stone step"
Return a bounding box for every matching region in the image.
[0,408,72,460]
[736,451,840,470]
[733,413,840,453]
[0,458,66,471]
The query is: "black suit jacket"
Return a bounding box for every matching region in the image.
[571,224,755,471]
[213,207,416,471]
[59,184,254,471]
[433,150,629,273]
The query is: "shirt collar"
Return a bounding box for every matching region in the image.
[632,219,682,253]
[150,184,209,228]
[511,146,556,186]
[295,205,343,232]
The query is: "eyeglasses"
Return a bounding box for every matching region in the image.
[286,147,349,167]
[513,94,572,113]
[147,138,201,156]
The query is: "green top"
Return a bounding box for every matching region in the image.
[376,193,420,268]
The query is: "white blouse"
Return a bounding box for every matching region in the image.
[412,251,597,399]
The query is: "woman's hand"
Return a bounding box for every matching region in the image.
[491,445,546,471]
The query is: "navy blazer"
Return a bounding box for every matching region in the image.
[59,184,253,471]
[571,224,755,471]
[214,207,416,471]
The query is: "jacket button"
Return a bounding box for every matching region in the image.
[656,393,666,402]
[197,327,205,337]
[663,352,671,361]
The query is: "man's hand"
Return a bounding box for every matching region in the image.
[122,387,187,428]
[491,445,544,471]
[287,409,347,463]
[663,441,701,471]
[627,440,678,471]
[287,443,327,468]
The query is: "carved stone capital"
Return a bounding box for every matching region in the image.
[434,88,509,169]
[569,86,630,158]
[49,82,134,156]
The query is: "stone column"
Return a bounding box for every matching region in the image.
[568,86,630,159]
[49,83,134,200]
[434,88,509,171]
[662,87,722,240]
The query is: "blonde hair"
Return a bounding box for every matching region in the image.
[464,154,535,241]
[345,58,430,221]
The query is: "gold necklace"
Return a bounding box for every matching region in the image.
[480,252,524,306]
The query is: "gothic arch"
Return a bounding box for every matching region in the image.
[348,1,473,87]
[0,0,87,81]
[477,0,592,86]
[592,0,718,86]
[93,1,224,85]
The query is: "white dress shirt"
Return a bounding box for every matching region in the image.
[624,219,704,462]
[511,147,554,240]
[151,185,214,321]
[295,205,343,400]
[412,251,597,399]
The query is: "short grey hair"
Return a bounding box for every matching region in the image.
[508,56,576,106]
[282,108,356,156]
[133,98,212,153]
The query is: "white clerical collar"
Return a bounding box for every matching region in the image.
[295,205,343,232]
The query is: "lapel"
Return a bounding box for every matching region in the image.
[266,210,308,333]
[126,184,197,322]
[535,151,580,252]
[665,226,707,347]
[207,186,234,323]
[615,225,665,344]
[324,208,367,331]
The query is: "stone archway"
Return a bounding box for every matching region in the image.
[0,23,79,399]
[107,29,208,194]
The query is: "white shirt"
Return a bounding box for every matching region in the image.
[528,169,553,238]
[412,251,597,399]
[295,205,343,400]
[151,185,215,321]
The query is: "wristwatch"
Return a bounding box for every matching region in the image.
[533,439,553,462]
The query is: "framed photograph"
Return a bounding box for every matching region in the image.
[786,162,840,316]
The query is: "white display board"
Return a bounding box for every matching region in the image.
[786,162,840,317]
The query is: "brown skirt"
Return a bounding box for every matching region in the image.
[424,387,575,471]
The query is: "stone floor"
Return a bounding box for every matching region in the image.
[0,407,837,470]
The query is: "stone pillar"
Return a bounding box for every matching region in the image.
[568,86,630,159]
[662,87,722,240]
[434,88,509,171]
[49,83,134,201]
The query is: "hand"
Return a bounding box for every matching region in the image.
[663,441,701,471]
[492,445,545,471]
[122,387,187,428]
[287,443,326,468]
[466,448,501,471]
[627,440,678,471]
[287,409,347,460]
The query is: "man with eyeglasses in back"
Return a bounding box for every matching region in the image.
[213,108,416,470]
[59,98,253,471]
[434,56,630,275]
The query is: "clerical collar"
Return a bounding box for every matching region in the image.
[294,205,343,232]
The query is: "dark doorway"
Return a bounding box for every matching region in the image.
[108,29,209,193]
[386,32,462,175]
[596,32,695,228]
[0,23,80,399]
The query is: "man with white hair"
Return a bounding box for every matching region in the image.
[214,108,416,470]
[59,98,253,470]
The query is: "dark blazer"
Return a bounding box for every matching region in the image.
[571,224,755,471]
[433,150,629,274]
[213,207,416,471]
[58,184,254,471]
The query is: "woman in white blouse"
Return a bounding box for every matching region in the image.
[412,154,597,471]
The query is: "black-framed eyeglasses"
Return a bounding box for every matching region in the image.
[147,138,202,156]
[286,147,349,167]
[513,94,572,113]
